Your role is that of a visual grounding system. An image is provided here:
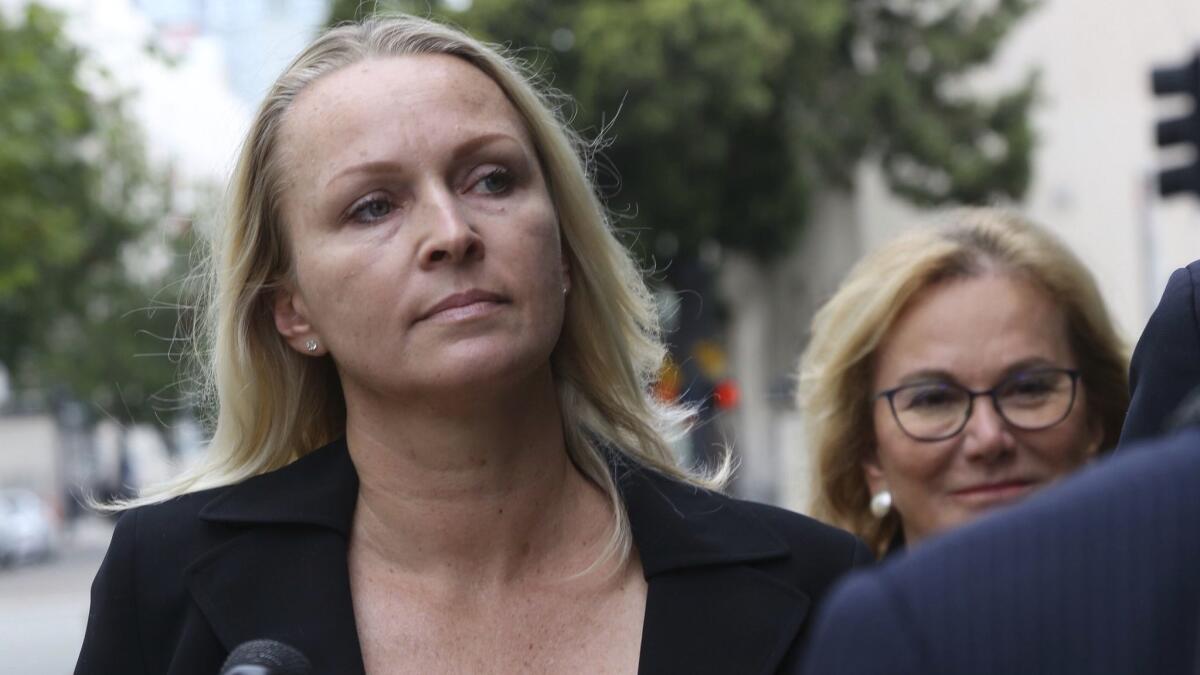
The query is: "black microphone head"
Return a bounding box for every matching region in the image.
[220,639,312,675]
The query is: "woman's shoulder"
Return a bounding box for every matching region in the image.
[78,444,358,674]
[117,481,234,526]
[104,438,354,567]
[115,437,356,544]
[101,483,245,584]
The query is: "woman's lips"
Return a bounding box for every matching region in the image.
[950,480,1037,506]
[425,300,504,323]
[417,289,508,323]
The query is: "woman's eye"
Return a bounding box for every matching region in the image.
[1002,377,1056,400]
[902,386,959,410]
[473,168,513,195]
[348,196,393,224]
[1013,381,1052,395]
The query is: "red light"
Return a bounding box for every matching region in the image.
[713,379,740,410]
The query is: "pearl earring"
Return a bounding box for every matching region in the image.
[304,338,319,353]
[870,490,893,518]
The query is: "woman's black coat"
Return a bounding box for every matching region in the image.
[75,439,870,674]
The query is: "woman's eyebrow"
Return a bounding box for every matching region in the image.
[447,131,524,162]
[999,357,1058,378]
[896,370,956,386]
[894,358,1062,389]
[325,160,407,189]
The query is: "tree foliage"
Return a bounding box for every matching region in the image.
[0,4,186,430]
[328,0,1038,262]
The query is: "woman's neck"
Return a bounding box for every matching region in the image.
[343,367,612,585]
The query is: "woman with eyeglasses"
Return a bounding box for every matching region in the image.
[797,208,1129,557]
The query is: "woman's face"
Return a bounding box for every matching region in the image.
[272,55,567,401]
[865,273,1102,547]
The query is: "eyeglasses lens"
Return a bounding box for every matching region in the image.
[891,370,1075,440]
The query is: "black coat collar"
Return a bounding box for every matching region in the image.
[189,438,809,674]
[610,452,791,574]
[198,437,358,535]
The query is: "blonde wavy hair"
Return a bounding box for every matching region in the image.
[798,208,1129,557]
[127,15,726,561]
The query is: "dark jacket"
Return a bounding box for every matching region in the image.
[76,439,870,674]
[800,428,1200,675]
[1119,260,1200,447]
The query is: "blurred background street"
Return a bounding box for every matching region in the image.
[0,517,110,673]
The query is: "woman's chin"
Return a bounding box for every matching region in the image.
[411,349,555,396]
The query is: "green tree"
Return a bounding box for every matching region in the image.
[0,4,187,439]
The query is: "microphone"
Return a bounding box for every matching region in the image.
[219,639,312,675]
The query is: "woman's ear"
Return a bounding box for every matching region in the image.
[862,451,888,496]
[273,285,324,356]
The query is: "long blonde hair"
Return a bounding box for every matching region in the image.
[129,15,726,562]
[798,208,1129,556]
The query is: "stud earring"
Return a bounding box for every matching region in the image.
[562,284,569,295]
[869,490,893,518]
[304,338,319,353]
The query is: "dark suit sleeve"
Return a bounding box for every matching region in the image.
[798,571,924,675]
[75,510,147,675]
[1119,263,1200,448]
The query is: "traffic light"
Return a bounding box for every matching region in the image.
[1152,53,1200,198]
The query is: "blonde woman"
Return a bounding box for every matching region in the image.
[76,15,868,674]
[799,209,1128,558]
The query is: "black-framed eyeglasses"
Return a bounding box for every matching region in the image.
[874,368,1082,442]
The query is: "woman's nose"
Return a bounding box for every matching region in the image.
[961,397,1016,463]
[418,187,484,268]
